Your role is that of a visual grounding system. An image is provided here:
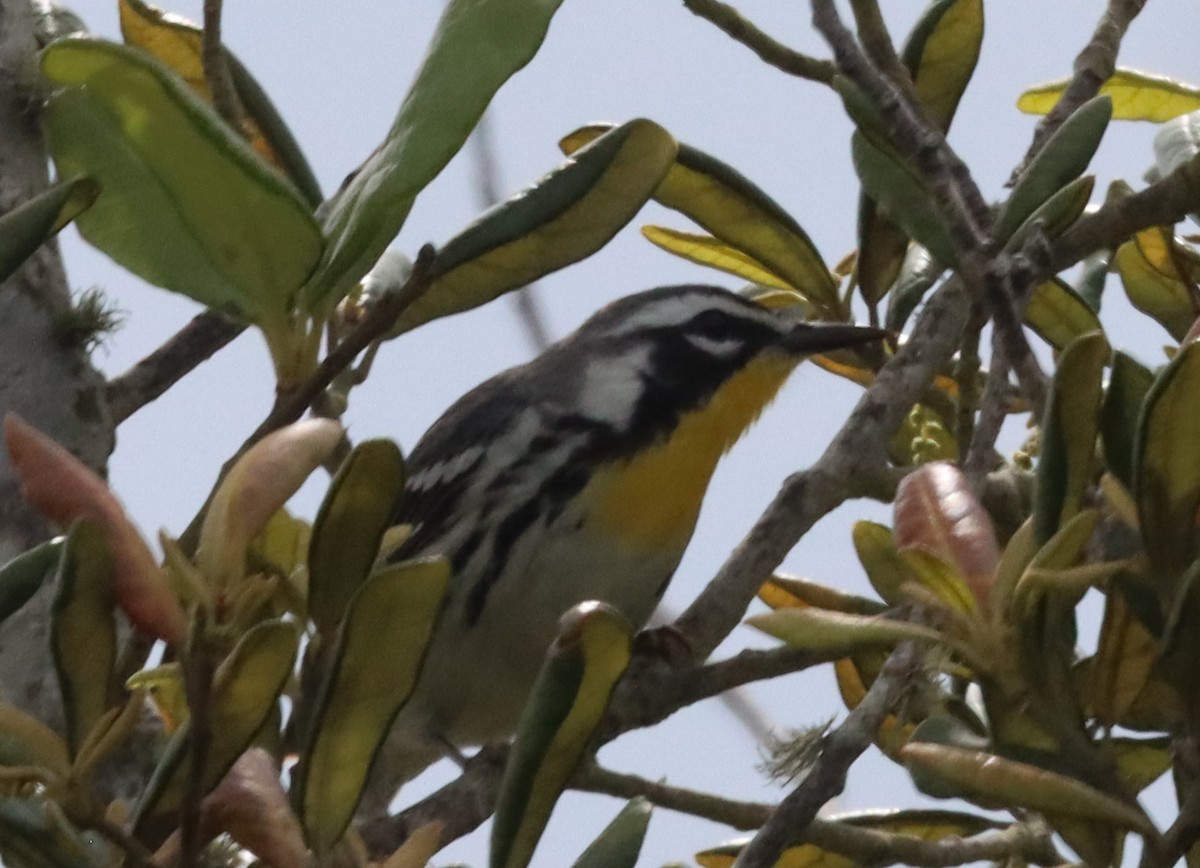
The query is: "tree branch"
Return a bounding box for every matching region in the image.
[1013,0,1148,182]
[106,312,245,424]
[731,642,924,868]
[681,0,836,84]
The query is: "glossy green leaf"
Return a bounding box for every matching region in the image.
[295,557,449,854]
[390,119,676,336]
[135,620,300,824]
[641,226,793,290]
[1025,278,1103,351]
[885,245,942,332]
[0,538,62,626]
[852,521,911,606]
[696,810,1003,868]
[307,439,405,633]
[857,0,982,303]
[851,133,959,267]
[1019,68,1200,122]
[1116,230,1198,341]
[1003,174,1094,254]
[118,0,322,206]
[0,793,114,868]
[1136,341,1200,582]
[0,178,99,284]
[570,797,651,868]
[1076,248,1112,312]
[561,125,840,315]
[995,96,1111,244]
[42,38,321,326]
[51,521,117,757]
[0,704,70,779]
[759,574,887,616]
[1102,352,1155,491]
[492,602,633,868]
[748,607,944,651]
[1034,331,1109,544]
[307,0,566,307]
[900,742,1154,834]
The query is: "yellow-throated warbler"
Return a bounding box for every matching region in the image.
[371,284,885,797]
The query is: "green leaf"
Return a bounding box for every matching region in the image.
[1102,352,1155,491]
[641,226,793,291]
[1034,331,1109,544]
[758,574,887,616]
[995,96,1111,244]
[852,521,911,606]
[41,37,322,325]
[1019,68,1200,123]
[307,0,566,308]
[135,620,300,825]
[0,178,99,284]
[561,125,840,315]
[0,704,71,779]
[570,797,652,868]
[307,439,405,633]
[1135,341,1200,583]
[885,245,942,332]
[899,742,1155,834]
[850,133,959,267]
[51,521,117,757]
[1003,175,1094,254]
[1115,229,1198,341]
[1025,278,1103,352]
[747,607,945,652]
[295,557,449,855]
[1112,736,1171,792]
[389,119,676,337]
[0,538,63,626]
[118,0,323,206]
[491,603,633,868]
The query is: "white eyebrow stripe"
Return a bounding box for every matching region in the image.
[605,294,777,336]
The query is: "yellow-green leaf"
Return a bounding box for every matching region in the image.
[1025,278,1103,352]
[1112,736,1171,792]
[758,574,886,616]
[851,521,911,606]
[1019,68,1200,123]
[1135,341,1200,582]
[50,521,117,757]
[134,620,300,824]
[0,705,70,780]
[390,119,675,336]
[748,607,944,652]
[117,0,322,205]
[1116,228,1199,341]
[295,557,450,855]
[491,602,633,868]
[570,797,651,868]
[307,439,405,633]
[41,37,323,325]
[902,0,984,129]
[1034,331,1109,544]
[899,742,1155,834]
[561,125,840,315]
[1085,593,1159,729]
[641,226,793,291]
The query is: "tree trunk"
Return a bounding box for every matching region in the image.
[0,0,114,727]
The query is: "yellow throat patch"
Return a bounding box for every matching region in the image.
[582,350,801,549]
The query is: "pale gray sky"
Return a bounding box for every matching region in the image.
[54,0,1200,864]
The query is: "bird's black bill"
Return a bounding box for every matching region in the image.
[784,322,890,354]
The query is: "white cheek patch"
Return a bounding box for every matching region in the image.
[576,347,652,428]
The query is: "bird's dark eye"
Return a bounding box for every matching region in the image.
[689,308,735,339]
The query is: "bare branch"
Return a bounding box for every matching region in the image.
[1013,0,1148,182]
[579,763,771,828]
[731,642,924,868]
[682,0,836,84]
[106,312,245,424]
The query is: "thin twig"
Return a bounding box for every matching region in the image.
[201,0,247,131]
[1013,0,1149,183]
[731,642,924,868]
[470,113,552,353]
[682,0,836,84]
[579,763,772,828]
[847,0,915,100]
[963,358,1012,483]
[106,311,245,424]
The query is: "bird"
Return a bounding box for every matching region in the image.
[365,283,886,806]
